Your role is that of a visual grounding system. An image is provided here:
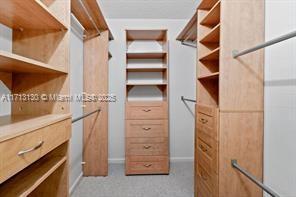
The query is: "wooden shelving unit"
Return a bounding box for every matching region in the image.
[199,24,220,44]
[198,72,219,80]
[125,30,169,175]
[176,12,197,42]
[200,1,221,26]
[199,47,220,61]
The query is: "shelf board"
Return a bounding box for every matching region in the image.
[200,1,221,26]
[0,51,67,74]
[176,12,197,41]
[198,72,219,80]
[200,24,220,43]
[0,114,71,142]
[198,0,219,10]
[126,82,167,86]
[126,30,167,41]
[126,67,167,72]
[126,52,167,59]
[0,0,67,30]
[199,47,220,61]
[0,156,66,196]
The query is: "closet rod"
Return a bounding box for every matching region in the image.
[231,160,281,197]
[233,30,296,58]
[181,41,197,48]
[78,0,101,36]
[72,108,101,123]
[181,96,196,103]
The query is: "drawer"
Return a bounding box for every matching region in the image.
[196,175,213,197]
[198,127,217,149]
[0,129,43,183]
[126,120,168,138]
[197,163,218,194]
[197,138,218,174]
[196,104,216,117]
[126,138,168,156]
[42,119,71,156]
[197,112,214,129]
[126,102,167,120]
[126,156,169,174]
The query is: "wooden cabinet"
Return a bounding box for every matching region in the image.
[125,30,169,175]
[178,0,264,196]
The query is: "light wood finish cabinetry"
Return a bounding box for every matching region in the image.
[0,0,71,196]
[125,30,169,175]
[178,0,264,196]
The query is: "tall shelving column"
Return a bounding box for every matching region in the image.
[125,30,169,175]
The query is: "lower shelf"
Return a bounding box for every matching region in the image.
[0,156,66,196]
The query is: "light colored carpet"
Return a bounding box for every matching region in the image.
[72,162,194,197]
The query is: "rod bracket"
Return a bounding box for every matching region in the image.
[232,50,239,58]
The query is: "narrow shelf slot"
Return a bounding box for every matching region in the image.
[126,30,167,41]
[126,82,167,86]
[0,51,67,74]
[0,156,66,196]
[199,47,220,61]
[200,1,221,27]
[0,114,71,142]
[0,0,67,30]
[200,24,220,44]
[198,72,219,80]
[127,67,167,72]
[198,0,219,10]
[126,52,167,59]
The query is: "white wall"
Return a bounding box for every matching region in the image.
[264,1,296,196]
[108,19,196,162]
[69,16,84,192]
[0,23,12,116]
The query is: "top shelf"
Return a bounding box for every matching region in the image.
[0,0,67,30]
[200,1,221,26]
[71,0,114,40]
[198,0,219,10]
[0,114,71,142]
[176,12,197,41]
[126,30,167,41]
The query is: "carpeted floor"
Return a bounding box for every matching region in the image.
[72,162,194,197]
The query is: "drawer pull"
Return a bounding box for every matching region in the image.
[199,144,208,152]
[18,141,44,156]
[143,109,151,112]
[142,127,151,131]
[143,145,152,149]
[144,164,152,168]
[200,170,208,181]
[200,118,208,124]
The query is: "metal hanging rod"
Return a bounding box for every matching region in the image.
[181,96,196,103]
[233,30,296,58]
[231,160,281,197]
[78,0,101,37]
[181,41,197,48]
[72,108,101,123]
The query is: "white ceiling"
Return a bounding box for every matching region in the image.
[97,0,200,19]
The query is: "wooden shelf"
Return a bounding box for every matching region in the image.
[198,0,219,10]
[0,0,67,30]
[176,12,197,41]
[126,82,167,86]
[199,47,220,61]
[126,52,167,59]
[126,67,167,72]
[0,114,71,142]
[127,30,167,41]
[0,156,66,196]
[200,24,220,43]
[200,1,221,26]
[0,51,67,74]
[198,72,219,80]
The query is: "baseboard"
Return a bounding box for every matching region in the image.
[70,172,83,194]
[108,157,194,164]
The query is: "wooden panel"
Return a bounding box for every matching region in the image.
[197,138,218,174]
[197,163,218,195]
[200,1,221,27]
[0,50,67,74]
[126,101,167,120]
[197,104,216,117]
[126,156,169,175]
[126,52,167,59]
[219,0,264,111]
[83,30,109,176]
[219,112,263,197]
[126,67,167,72]
[0,0,67,30]
[126,138,168,156]
[0,71,12,90]
[127,30,167,41]
[197,112,214,128]
[176,13,197,41]
[126,120,168,138]
[200,24,220,44]
[199,47,220,61]
[198,0,219,10]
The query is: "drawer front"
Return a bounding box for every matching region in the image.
[42,119,71,156]
[126,102,167,120]
[198,127,217,149]
[197,163,218,195]
[196,173,213,197]
[126,156,169,174]
[197,138,218,174]
[0,129,43,183]
[126,138,168,156]
[196,104,215,117]
[197,113,214,129]
[126,120,168,138]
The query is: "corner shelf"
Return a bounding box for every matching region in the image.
[199,47,220,61]
[198,72,219,80]
[0,0,67,30]
[198,0,219,10]
[0,156,66,196]
[200,24,220,43]
[0,114,71,142]
[200,1,221,26]
[126,52,167,59]
[0,51,67,74]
